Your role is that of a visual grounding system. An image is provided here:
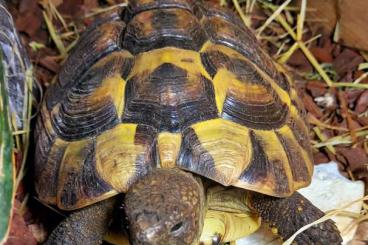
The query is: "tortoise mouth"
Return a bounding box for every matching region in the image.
[124,168,205,245]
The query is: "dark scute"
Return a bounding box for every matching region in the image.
[239,131,290,194]
[59,21,124,87]
[75,52,133,93]
[45,82,65,111]
[46,52,132,111]
[276,132,309,182]
[34,111,64,200]
[122,65,218,132]
[85,8,122,31]
[122,8,207,54]
[222,96,289,130]
[121,57,134,80]
[151,8,179,29]
[204,50,290,130]
[59,140,112,208]
[51,52,133,140]
[134,124,158,151]
[54,21,125,109]
[199,1,244,28]
[127,0,198,16]
[202,16,286,89]
[177,128,217,178]
[239,131,268,184]
[288,118,313,161]
[52,98,119,141]
[127,124,158,189]
[200,51,230,78]
[292,98,307,121]
[201,50,268,84]
[278,72,290,92]
[150,63,188,80]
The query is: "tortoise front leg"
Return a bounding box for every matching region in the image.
[248,192,342,245]
[45,198,116,245]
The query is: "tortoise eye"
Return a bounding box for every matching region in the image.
[170,221,184,234]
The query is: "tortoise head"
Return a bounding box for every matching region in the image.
[125,168,205,245]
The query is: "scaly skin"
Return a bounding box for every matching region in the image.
[248,191,342,245]
[45,198,115,245]
[125,168,205,245]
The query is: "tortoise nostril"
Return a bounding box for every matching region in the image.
[170,221,184,234]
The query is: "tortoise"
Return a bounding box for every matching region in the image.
[34,0,343,244]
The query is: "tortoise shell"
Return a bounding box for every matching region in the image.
[35,0,313,210]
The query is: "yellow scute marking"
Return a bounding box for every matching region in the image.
[277,125,314,180]
[191,119,252,185]
[202,43,291,108]
[40,138,68,205]
[157,132,182,169]
[128,47,211,80]
[212,69,272,113]
[253,130,293,191]
[57,139,117,209]
[95,124,141,192]
[212,69,229,114]
[90,74,127,117]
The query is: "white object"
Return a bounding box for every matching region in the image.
[237,162,365,245]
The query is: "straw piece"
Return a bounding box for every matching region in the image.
[296,0,307,41]
[42,11,66,56]
[313,129,368,148]
[313,127,336,154]
[278,42,298,64]
[256,0,293,38]
[358,62,368,70]
[332,82,368,89]
[232,0,250,27]
[307,114,349,132]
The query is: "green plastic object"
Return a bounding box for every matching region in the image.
[0,51,14,245]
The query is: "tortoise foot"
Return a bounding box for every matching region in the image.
[249,192,342,245]
[45,198,115,245]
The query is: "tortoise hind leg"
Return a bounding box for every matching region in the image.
[248,192,342,245]
[45,198,116,245]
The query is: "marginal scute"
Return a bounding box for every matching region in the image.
[237,131,292,197]
[157,132,182,168]
[178,119,252,186]
[36,138,68,204]
[276,126,312,184]
[178,127,217,179]
[95,123,157,193]
[123,8,207,54]
[288,108,313,161]
[35,104,66,204]
[57,138,115,210]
